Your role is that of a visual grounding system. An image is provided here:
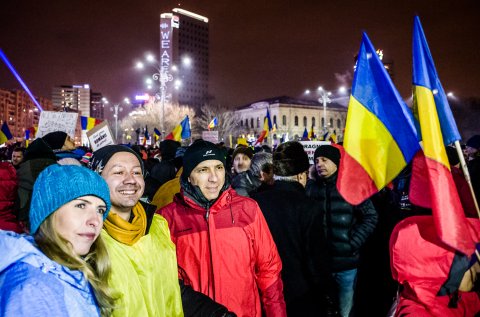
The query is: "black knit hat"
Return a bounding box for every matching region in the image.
[466,135,480,150]
[160,140,181,161]
[314,145,341,167]
[42,131,68,150]
[182,140,226,180]
[273,141,310,176]
[89,145,145,175]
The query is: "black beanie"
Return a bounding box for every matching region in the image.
[160,140,181,161]
[273,141,310,176]
[314,145,341,167]
[89,145,145,175]
[182,140,226,180]
[42,131,68,150]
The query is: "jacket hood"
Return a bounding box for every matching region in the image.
[0,231,91,293]
[390,216,480,307]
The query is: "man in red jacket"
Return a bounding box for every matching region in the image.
[160,140,286,317]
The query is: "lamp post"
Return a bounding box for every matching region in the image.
[109,97,130,142]
[136,53,191,137]
[304,86,348,131]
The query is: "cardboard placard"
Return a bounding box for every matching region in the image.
[36,111,78,139]
[202,130,219,144]
[299,141,331,164]
[86,120,115,151]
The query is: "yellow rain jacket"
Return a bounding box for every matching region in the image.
[103,214,184,317]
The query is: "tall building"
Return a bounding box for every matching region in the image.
[160,8,209,110]
[90,92,105,119]
[0,89,55,138]
[52,84,91,116]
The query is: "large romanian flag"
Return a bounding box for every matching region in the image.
[0,122,13,145]
[255,109,272,145]
[409,16,474,255]
[337,33,420,205]
[165,115,191,141]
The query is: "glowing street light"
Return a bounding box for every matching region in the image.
[304,86,349,129]
[110,98,131,142]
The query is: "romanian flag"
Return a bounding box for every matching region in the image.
[143,126,149,146]
[0,122,13,145]
[154,128,161,141]
[80,116,102,130]
[302,127,308,139]
[208,117,218,130]
[254,109,272,145]
[409,17,473,255]
[329,130,337,144]
[308,125,315,140]
[337,33,420,205]
[165,116,191,141]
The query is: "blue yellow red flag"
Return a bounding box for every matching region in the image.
[308,124,315,140]
[254,109,272,145]
[0,122,13,145]
[409,16,473,255]
[80,116,102,130]
[208,117,218,130]
[337,32,420,205]
[165,116,191,141]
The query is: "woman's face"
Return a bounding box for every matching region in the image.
[54,195,107,256]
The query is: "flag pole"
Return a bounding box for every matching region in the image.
[455,140,480,217]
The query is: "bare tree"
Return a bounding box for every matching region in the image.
[119,101,195,143]
[195,105,241,143]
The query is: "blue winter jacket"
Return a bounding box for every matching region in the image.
[0,230,101,317]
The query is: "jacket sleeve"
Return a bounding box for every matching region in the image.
[179,279,234,317]
[0,267,69,316]
[350,199,378,251]
[251,204,287,317]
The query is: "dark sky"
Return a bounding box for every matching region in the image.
[1,0,479,110]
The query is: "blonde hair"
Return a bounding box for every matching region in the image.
[34,214,117,316]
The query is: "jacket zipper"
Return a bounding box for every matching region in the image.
[205,205,216,300]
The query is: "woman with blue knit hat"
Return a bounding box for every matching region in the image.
[0,164,116,317]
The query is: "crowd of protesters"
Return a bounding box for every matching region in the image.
[0,131,479,316]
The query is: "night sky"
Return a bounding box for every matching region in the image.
[1,0,479,112]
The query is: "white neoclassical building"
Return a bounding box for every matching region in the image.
[234,96,347,143]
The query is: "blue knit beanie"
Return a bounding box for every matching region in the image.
[29,164,111,234]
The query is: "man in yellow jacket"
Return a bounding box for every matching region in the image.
[89,145,234,317]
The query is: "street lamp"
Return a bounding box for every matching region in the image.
[109,98,130,142]
[304,86,349,130]
[135,53,193,136]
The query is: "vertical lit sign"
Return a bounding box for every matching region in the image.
[159,14,174,104]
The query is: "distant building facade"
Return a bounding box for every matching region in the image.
[160,8,209,109]
[235,96,347,143]
[0,88,55,139]
[52,84,105,119]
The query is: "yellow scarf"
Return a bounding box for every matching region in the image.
[103,203,147,246]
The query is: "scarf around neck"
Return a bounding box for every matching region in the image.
[103,202,147,246]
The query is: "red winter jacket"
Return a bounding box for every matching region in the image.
[390,216,480,317]
[0,162,22,233]
[160,187,286,317]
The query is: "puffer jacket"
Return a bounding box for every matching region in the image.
[0,231,100,316]
[160,187,286,317]
[390,216,480,316]
[0,163,22,233]
[306,172,378,272]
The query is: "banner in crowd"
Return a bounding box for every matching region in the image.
[300,141,331,164]
[86,120,115,151]
[36,111,78,139]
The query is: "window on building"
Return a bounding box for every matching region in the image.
[245,119,248,128]
[294,116,298,126]
[312,117,316,127]
[250,118,254,128]
[257,117,260,128]
[282,115,287,126]
[337,119,341,129]
[303,116,307,127]
[240,119,243,127]
[321,117,325,128]
[273,115,277,125]
[330,118,334,127]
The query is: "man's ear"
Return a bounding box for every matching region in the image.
[187,176,191,183]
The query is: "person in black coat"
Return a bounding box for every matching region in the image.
[251,141,338,317]
[306,145,377,317]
